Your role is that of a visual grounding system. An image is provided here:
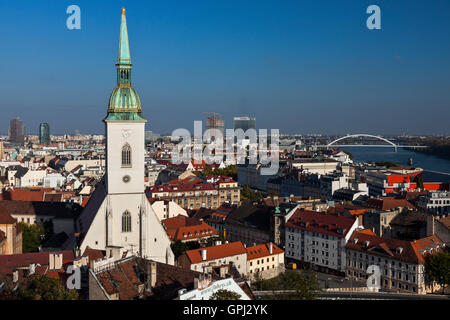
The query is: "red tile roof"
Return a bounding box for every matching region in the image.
[0,188,53,201]
[81,196,90,207]
[246,243,284,261]
[185,241,247,264]
[0,203,17,224]
[365,198,416,211]
[346,231,444,264]
[327,203,372,216]
[162,215,218,241]
[0,250,75,275]
[286,209,357,238]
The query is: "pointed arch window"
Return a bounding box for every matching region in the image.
[122,211,131,232]
[122,143,132,167]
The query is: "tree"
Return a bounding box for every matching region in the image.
[195,165,238,181]
[171,240,200,259]
[240,185,262,202]
[19,222,45,253]
[424,250,450,293]
[251,270,321,300]
[17,275,78,300]
[170,240,189,260]
[210,289,241,300]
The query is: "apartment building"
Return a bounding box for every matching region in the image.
[346,230,445,294]
[246,242,285,280]
[285,209,359,275]
[417,191,450,214]
[178,241,248,275]
[147,176,239,210]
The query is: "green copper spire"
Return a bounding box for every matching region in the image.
[105,8,146,122]
[118,8,131,66]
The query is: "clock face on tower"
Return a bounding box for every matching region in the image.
[122,175,131,183]
[122,130,131,138]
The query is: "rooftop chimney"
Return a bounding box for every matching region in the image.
[148,261,157,289]
[201,249,207,261]
[49,253,63,270]
[269,242,273,255]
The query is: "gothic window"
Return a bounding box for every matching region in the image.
[121,143,131,167]
[122,211,131,232]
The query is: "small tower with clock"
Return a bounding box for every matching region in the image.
[104,8,146,195]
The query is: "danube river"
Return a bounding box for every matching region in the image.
[340,147,450,174]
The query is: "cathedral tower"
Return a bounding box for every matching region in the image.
[74,9,174,265]
[105,8,146,194]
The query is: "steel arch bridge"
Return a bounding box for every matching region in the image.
[327,134,398,151]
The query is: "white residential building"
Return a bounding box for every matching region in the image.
[285,209,359,274]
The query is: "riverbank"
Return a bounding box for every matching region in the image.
[340,147,450,174]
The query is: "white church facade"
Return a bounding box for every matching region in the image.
[66,9,174,265]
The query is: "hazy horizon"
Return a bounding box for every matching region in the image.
[1,0,450,136]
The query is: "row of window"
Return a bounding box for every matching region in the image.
[249,256,276,266]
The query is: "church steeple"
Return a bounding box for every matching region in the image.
[117,8,131,67]
[105,8,146,121]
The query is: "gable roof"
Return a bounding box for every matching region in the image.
[0,188,53,201]
[0,200,83,219]
[365,198,416,211]
[185,241,247,264]
[0,250,75,275]
[0,204,17,224]
[246,243,284,260]
[286,208,357,238]
[162,215,218,242]
[346,231,445,264]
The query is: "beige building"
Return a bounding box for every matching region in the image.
[150,199,188,221]
[148,176,240,210]
[246,242,285,280]
[346,230,445,294]
[178,241,248,275]
[0,206,22,255]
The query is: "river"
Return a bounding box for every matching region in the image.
[340,147,450,174]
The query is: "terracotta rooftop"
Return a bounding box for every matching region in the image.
[93,256,222,300]
[246,243,284,261]
[286,209,357,238]
[162,215,219,241]
[0,204,17,224]
[365,198,416,211]
[0,188,53,201]
[346,231,444,264]
[185,241,247,264]
[0,200,83,219]
[0,250,75,276]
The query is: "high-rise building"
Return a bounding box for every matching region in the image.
[9,118,25,144]
[0,141,3,160]
[73,8,174,264]
[233,116,256,132]
[39,123,50,145]
[205,113,224,136]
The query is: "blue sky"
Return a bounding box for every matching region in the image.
[1,0,450,135]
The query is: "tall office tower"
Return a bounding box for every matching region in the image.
[9,118,25,144]
[205,113,225,136]
[233,116,256,132]
[0,141,3,160]
[39,123,50,145]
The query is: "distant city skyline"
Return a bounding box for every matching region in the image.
[1,0,450,135]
